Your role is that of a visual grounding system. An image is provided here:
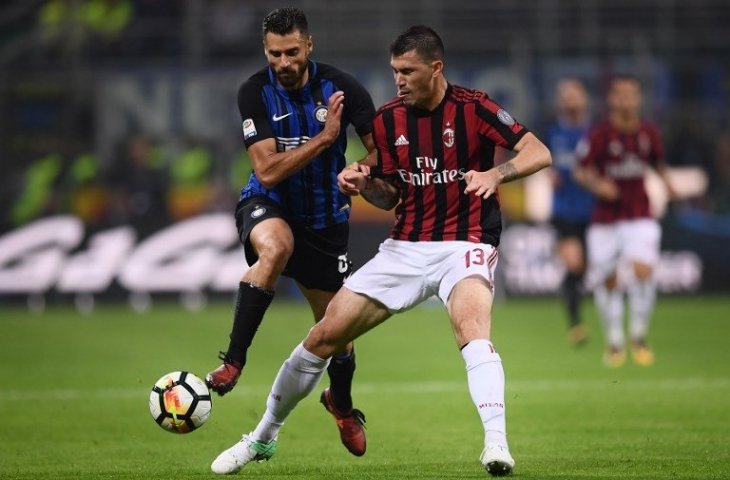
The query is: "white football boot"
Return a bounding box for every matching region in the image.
[211,433,277,474]
[480,443,515,477]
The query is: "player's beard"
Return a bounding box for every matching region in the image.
[276,59,308,89]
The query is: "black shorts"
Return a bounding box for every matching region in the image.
[552,218,588,241]
[235,195,352,292]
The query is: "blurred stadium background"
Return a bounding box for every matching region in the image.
[1,0,730,311]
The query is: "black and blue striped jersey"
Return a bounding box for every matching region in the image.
[237,61,375,229]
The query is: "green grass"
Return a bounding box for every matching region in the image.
[1,295,729,479]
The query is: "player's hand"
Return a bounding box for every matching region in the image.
[595,178,619,201]
[463,170,500,199]
[338,164,369,195]
[345,161,371,175]
[321,91,345,145]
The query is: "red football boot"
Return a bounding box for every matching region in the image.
[205,352,242,396]
[320,387,367,456]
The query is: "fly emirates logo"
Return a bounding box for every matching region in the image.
[397,156,467,186]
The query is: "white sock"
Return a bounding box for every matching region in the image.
[594,285,625,348]
[251,343,329,442]
[461,339,507,446]
[628,279,656,341]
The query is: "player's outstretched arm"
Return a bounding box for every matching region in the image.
[464,132,552,199]
[249,91,345,189]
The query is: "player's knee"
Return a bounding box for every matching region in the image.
[303,322,340,358]
[256,235,293,270]
[633,262,653,280]
[564,255,584,273]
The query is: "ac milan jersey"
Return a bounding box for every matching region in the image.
[371,84,528,246]
[237,61,375,229]
[578,119,665,224]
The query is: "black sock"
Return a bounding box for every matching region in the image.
[327,348,356,412]
[562,272,583,328]
[225,282,275,366]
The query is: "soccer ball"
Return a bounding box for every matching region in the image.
[149,371,212,433]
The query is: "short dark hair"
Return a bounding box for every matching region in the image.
[262,7,309,37]
[389,25,444,63]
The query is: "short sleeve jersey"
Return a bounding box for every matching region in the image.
[238,61,375,229]
[577,119,665,223]
[371,84,528,246]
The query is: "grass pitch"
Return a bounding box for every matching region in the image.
[1,295,729,479]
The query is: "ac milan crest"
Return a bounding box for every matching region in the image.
[443,127,455,148]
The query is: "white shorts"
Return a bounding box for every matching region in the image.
[344,238,498,313]
[586,218,661,284]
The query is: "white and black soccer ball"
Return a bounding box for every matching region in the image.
[149,371,212,433]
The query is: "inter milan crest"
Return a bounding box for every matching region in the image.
[443,127,455,148]
[314,105,328,124]
[251,206,266,219]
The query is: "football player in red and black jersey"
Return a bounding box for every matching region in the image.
[210,25,551,477]
[574,75,675,367]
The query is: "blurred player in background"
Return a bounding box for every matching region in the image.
[545,78,594,346]
[209,25,551,477]
[574,75,674,367]
[205,7,376,456]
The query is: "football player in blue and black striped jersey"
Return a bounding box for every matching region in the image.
[206,7,375,457]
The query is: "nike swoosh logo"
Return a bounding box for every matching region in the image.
[272,112,293,121]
